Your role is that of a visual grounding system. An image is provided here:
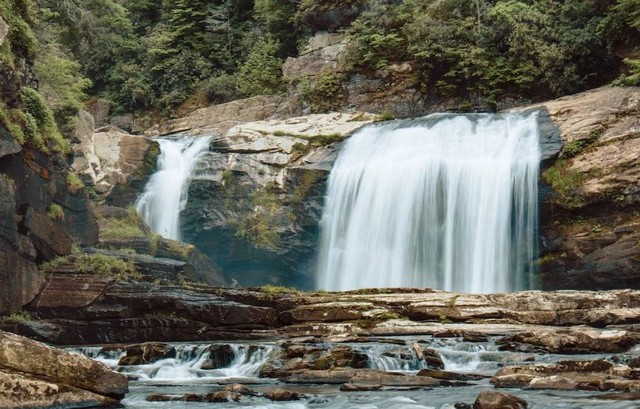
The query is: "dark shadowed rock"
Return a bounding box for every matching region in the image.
[204,391,241,402]
[201,344,235,370]
[474,390,528,409]
[24,207,72,260]
[424,348,445,369]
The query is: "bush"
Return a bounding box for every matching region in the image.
[20,86,69,153]
[47,203,64,221]
[236,37,284,96]
[40,253,141,281]
[66,172,84,193]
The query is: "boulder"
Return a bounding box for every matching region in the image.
[201,344,235,370]
[265,389,302,401]
[0,331,128,407]
[72,115,159,201]
[473,390,527,409]
[283,32,348,80]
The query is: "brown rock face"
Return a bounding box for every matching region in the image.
[118,342,177,365]
[0,330,128,405]
[537,86,640,290]
[473,390,528,409]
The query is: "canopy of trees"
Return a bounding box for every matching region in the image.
[2,0,638,117]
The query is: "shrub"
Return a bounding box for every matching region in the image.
[236,37,284,96]
[66,172,84,193]
[47,203,64,221]
[40,253,141,281]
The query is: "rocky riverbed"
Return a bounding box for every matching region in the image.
[2,285,640,408]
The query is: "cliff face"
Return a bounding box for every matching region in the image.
[0,10,98,315]
[535,86,640,289]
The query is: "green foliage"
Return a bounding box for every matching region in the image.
[234,185,281,249]
[66,171,83,193]
[99,207,146,239]
[304,72,345,113]
[561,130,600,159]
[236,37,284,97]
[46,203,64,221]
[614,59,640,86]
[542,160,587,208]
[20,87,69,153]
[40,253,141,281]
[0,0,37,62]
[1,311,32,322]
[259,284,298,294]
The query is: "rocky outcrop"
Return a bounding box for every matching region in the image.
[535,86,640,290]
[181,112,376,288]
[473,390,528,409]
[283,32,349,80]
[0,330,128,408]
[72,111,159,203]
[3,285,640,345]
[492,359,640,393]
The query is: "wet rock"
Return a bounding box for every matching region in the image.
[265,388,302,401]
[282,369,362,384]
[424,348,445,369]
[496,329,640,354]
[201,344,236,370]
[593,392,640,400]
[223,383,257,396]
[417,369,488,381]
[492,360,640,392]
[473,390,528,409]
[118,342,177,365]
[349,370,444,387]
[204,391,242,402]
[340,383,383,391]
[433,329,488,342]
[0,330,128,407]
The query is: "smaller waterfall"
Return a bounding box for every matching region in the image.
[135,135,213,241]
[69,343,275,382]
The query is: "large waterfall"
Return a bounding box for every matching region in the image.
[135,135,212,241]
[317,113,540,293]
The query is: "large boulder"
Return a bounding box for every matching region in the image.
[72,112,160,203]
[0,330,128,408]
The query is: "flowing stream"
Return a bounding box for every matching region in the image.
[135,135,213,241]
[68,339,637,409]
[317,113,541,293]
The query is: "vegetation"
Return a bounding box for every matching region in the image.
[542,160,588,208]
[46,203,64,221]
[65,172,84,193]
[99,206,146,239]
[40,253,141,281]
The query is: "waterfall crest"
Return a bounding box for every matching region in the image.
[135,135,213,241]
[317,113,540,293]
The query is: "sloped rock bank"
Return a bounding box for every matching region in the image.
[0,330,127,408]
[3,285,639,346]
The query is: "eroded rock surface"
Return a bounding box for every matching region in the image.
[0,330,127,408]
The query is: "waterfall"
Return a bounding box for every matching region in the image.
[317,113,540,293]
[135,135,213,241]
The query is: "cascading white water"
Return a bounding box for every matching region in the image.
[135,135,213,241]
[317,113,540,293]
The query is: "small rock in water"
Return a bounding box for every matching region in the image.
[424,348,445,369]
[473,390,528,409]
[412,342,424,360]
[204,391,241,402]
[224,383,257,396]
[118,342,176,365]
[265,389,302,401]
[340,383,383,391]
